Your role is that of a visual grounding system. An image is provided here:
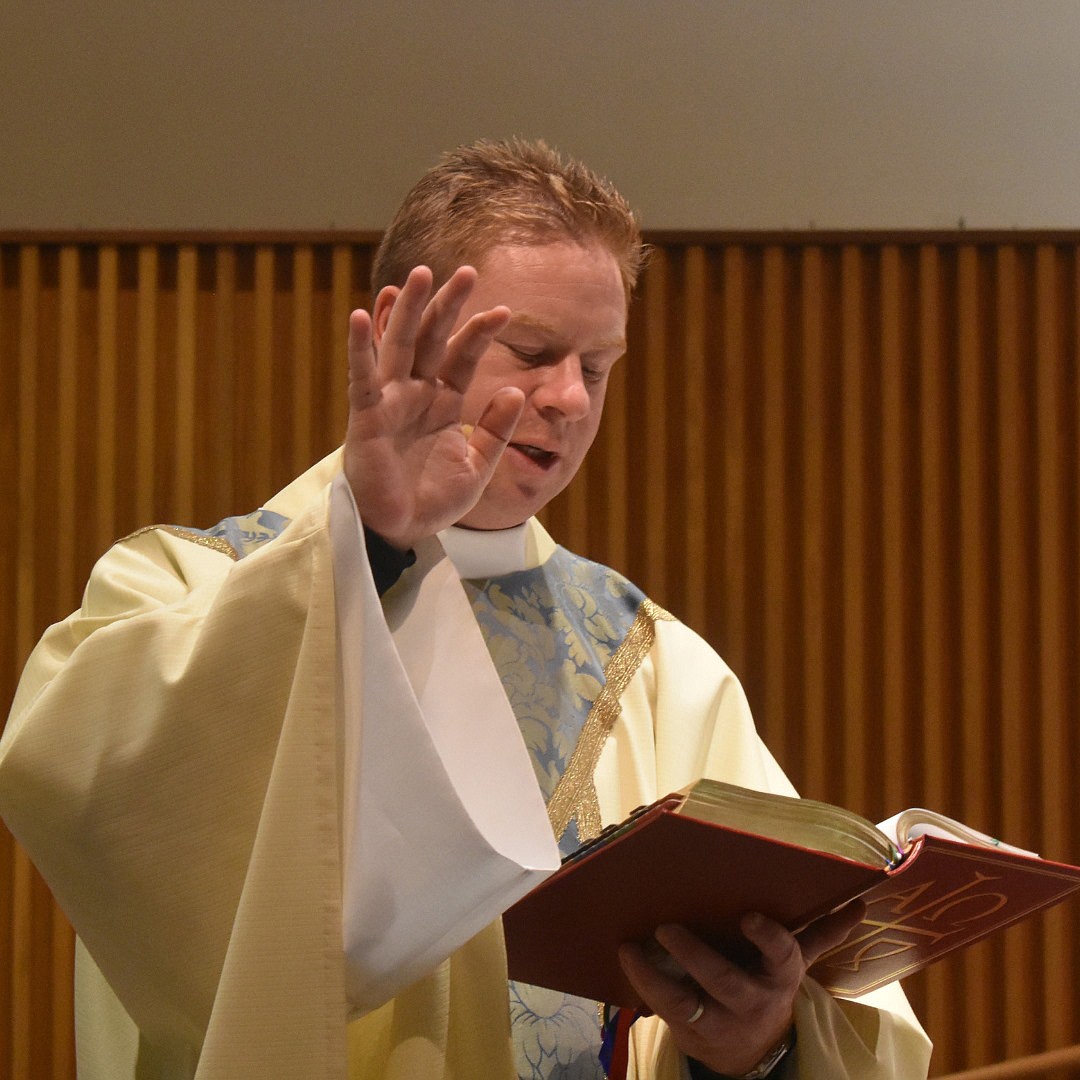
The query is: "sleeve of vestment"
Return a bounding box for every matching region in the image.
[0,494,350,1074]
[330,475,558,1015]
[0,476,560,1079]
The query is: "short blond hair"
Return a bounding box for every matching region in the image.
[372,138,647,297]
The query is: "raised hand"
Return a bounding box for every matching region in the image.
[344,265,525,550]
[618,901,866,1076]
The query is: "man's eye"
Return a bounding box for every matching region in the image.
[508,345,544,363]
[582,367,606,383]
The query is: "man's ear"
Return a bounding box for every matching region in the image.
[371,286,402,347]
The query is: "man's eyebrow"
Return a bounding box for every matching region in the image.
[503,313,627,352]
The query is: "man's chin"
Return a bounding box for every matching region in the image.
[456,474,570,532]
[455,496,539,532]
[454,510,532,532]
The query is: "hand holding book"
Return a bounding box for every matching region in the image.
[617,901,866,1078]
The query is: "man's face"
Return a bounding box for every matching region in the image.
[453,240,628,530]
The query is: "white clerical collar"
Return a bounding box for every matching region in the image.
[438,521,533,579]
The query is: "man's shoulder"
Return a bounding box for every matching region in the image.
[119,508,291,563]
[111,451,342,564]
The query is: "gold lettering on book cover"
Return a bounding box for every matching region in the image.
[815,871,1008,976]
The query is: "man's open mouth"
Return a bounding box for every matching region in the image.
[511,443,557,467]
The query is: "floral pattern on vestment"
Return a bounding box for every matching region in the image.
[464,548,647,1080]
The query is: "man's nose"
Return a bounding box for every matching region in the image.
[534,356,591,420]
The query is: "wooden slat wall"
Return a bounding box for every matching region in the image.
[1,234,1078,1079]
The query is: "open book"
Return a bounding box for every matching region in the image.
[502,780,1080,1007]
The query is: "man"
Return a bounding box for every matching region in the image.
[0,139,931,1079]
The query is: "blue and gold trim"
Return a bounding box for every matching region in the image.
[122,508,290,562]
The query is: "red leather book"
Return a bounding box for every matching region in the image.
[502,781,1080,1007]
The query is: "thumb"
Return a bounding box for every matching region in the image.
[465,387,526,475]
[797,899,866,968]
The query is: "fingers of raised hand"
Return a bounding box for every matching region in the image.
[377,265,512,394]
[463,387,526,474]
[377,266,438,380]
[440,305,512,393]
[377,266,477,379]
[410,267,480,380]
[347,309,379,408]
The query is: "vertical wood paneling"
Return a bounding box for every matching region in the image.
[996,246,1042,1062]
[953,244,1000,1068]
[880,245,912,814]
[1034,246,1077,1064]
[10,248,42,1080]
[95,247,119,555]
[642,246,671,601]
[209,247,238,515]
[839,244,872,818]
[596,304,629,574]
[135,246,158,525]
[916,242,961,1060]
[15,247,39,666]
[680,246,709,634]
[800,246,828,798]
[292,246,316,479]
[10,848,32,1079]
[50,248,79,1080]
[174,246,198,524]
[0,245,16,1080]
[56,249,78,610]
[2,233,1079,1079]
[718,245,749,683]
[761,246,793,764]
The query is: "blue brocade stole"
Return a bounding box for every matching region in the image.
[463,549,653,1080]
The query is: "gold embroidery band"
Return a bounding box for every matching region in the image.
[119,524,240,560]
[546,598,675,843]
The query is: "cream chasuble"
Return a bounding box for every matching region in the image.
[0,452,931,1080]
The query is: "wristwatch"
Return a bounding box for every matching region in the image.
[731,1028,795,1079]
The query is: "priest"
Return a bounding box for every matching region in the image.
[0,138,931,1080]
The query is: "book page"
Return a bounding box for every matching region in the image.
[877,808,1040,858]
[680,779,899,868]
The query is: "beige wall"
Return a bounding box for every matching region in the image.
[4,1,1080,231]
